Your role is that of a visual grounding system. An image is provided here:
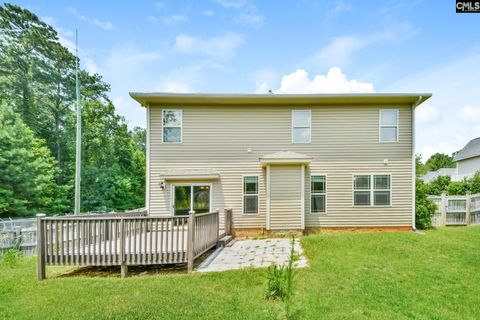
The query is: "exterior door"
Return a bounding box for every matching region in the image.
[173,185,211,215]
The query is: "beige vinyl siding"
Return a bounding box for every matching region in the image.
[269,165,303,229]
[305,160,412,227]
[148,104,413,228]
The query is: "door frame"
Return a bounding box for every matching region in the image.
[170,183,213,216]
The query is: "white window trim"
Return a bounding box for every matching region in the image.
[242,175,260,215]
[352,174,392,207]
[310,174,327,214]
[162,109,183,144]
[379,109,399,143]
[169,183,213,216]
[292,110,311,144]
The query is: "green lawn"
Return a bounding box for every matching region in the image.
[1,227,480,319]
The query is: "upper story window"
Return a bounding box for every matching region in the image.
[292,110,311,143]
[379,109,398,142]
[163,109,182,143]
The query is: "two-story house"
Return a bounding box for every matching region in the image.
[130,93,430,233]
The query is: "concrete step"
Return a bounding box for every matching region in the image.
[217,235,233,248]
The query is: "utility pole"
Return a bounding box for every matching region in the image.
[74,29,82,215]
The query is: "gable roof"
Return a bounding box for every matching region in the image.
[454,137,480,162]
[129,92,431,107]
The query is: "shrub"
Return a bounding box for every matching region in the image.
[425,175,451,195]
[469,171,480,194]
[446,180,470,195]
[416,179,437,229]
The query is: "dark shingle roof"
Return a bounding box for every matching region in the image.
[454,137,480,161]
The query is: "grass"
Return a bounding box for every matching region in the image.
[1,227,480,319]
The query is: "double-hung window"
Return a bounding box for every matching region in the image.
[311,176,326,213]
[243,176,259,214]
[292,110,311,143]
[353,174,391,206]
[380,109,398,142]
[163,109,182,143]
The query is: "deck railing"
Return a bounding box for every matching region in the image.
[429,193,480,227]
[37,209,230,279]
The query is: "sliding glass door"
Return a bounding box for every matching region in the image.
[173,185,211,215]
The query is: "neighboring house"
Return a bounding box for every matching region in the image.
[130,93,430,232]
[453,137,480,180]
[420,137,480,183]
[421,168,457,183]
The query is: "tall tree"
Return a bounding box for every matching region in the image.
[425,153,456,172]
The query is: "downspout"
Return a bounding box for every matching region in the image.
[411,96,423,231]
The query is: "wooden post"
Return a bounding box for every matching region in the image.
[14,226,22,250]
[215,209,220,243]
[187,210,196,274]
[120,218,128,278]
[440,192,447,227]
[36,214,46,280]
[466,192,472,226]
[224,208,232,236]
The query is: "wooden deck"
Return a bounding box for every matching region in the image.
[37,209,232,279]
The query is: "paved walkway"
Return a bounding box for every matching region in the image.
[197,238,308,272]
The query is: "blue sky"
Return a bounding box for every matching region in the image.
[7,0,480,159]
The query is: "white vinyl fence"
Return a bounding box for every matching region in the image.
[429,193,480,227]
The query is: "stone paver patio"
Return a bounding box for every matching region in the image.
[196,238,308,272]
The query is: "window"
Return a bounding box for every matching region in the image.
[311,176,326,213]
[380,109,398,142]
[292,110,311,143]
[163,109,182,143]
[353,174,391,206]
[173,185,210,215]
[243,176,259,214]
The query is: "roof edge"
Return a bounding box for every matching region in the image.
[129,92,431,107]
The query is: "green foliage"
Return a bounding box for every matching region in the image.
[415,179,437,229]
[469,171,480,194]
[0,248,22,267]
[446,180,470,195]
[415,154,428,177]
[0,104,63,216]
[425,153,456,172]
[424,175,451,195]
[0,4,145,216]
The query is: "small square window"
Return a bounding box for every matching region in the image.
[354,191,371,206]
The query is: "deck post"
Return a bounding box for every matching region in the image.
[215,209,220,243]
[466,192,471,226]
[120,218,128,278]
[36,213,46,280]
[440,192,447,227]
[224,208,232,236]
[187,210,196,274]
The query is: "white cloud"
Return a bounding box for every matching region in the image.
[214,0,264,26]
[67,7,116,31]
[416,104,440,124]
[273,67,374,94]
[309,23,415,67]
[333,1,353,13]
[202,10,215,17]
[458,105,480,124]
[253,68,278,93]
[174,32,244,60]
[160,15,188,25]
[157,81,192,93]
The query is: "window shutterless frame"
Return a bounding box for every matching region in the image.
[169,183,213,216]
[291,110,311,143]
[352,173,392,207]
[310,175,327,214]
[162,109,183,144]
[242,175,260,214]
[379,109,399,143]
